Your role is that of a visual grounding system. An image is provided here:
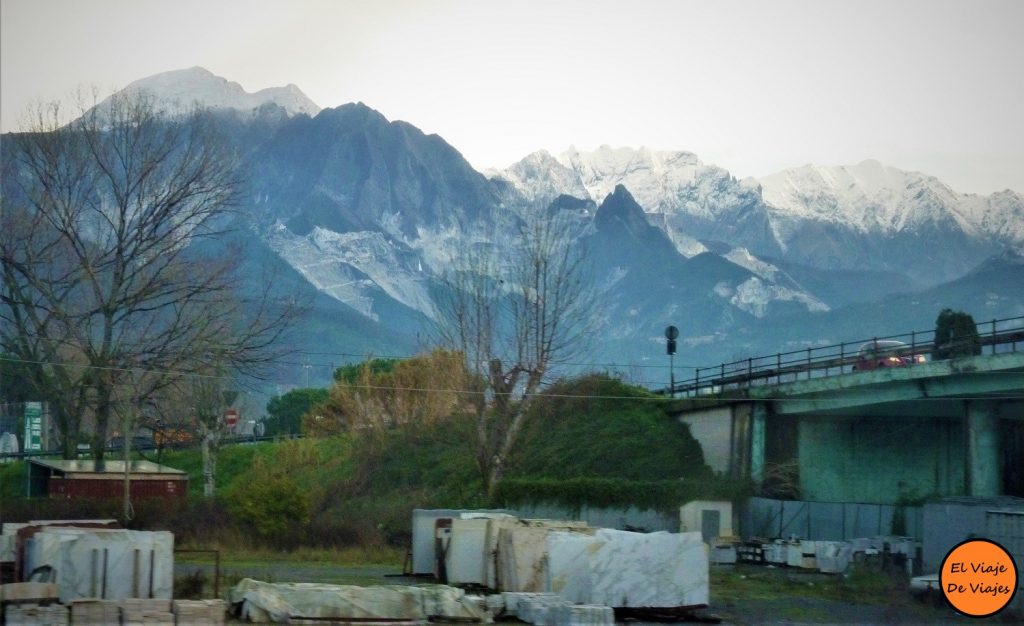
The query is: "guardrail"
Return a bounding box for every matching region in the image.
[662,315,1024,398]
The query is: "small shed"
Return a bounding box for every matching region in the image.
[27,459,188,499]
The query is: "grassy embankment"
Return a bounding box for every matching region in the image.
[0,375,740,561]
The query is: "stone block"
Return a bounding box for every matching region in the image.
[4,603,69,626]
[546,529,709,608]
[69,598,121,624]
[554,603,615,626]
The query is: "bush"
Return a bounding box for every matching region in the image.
[933,308,982,360]
[224,476,310,543]
[493,476,753,514]
[507,374,709,480]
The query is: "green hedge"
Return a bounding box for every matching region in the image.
[493,476,753,514]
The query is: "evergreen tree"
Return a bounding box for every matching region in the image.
[933,309,982,359]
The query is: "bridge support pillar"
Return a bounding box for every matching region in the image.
[751,403,766,485]
[967,401,1001,496]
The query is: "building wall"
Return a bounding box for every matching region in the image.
[48,477,187,499]
[798,415,966,504]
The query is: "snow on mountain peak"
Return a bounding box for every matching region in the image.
[93,66,321,119]
[755,160,1024,247]
[758,160,967,232]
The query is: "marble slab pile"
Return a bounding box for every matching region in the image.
[446,518,491,586]
[546,529,709,608]
[26,528,173,602]
[815,542,853,574]
[495,521,592,593]
[69,599,121,624]
[507,593,614,626]
[4,603,69,626]
[230,579,489,624]
[173,599,227,625]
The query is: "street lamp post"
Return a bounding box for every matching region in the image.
[665,326,678,397]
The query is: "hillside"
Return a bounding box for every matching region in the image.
[0,376,717,548]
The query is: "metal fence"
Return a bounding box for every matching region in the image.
[666,315,1024,397]
[742,496,924,542]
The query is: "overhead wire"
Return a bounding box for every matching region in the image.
[2,355,1022,403]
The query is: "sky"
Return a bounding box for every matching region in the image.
[2,0,1022,194]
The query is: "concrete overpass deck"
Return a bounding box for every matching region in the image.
[669,352,1024,504]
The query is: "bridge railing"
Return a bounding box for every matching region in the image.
[667,315,1024,397]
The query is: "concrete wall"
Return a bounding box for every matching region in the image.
[677,406,733,475]
[798,415,966,504]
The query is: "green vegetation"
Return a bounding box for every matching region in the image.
[3,373,736,551]
[264,388,330,436]
[933,308,982,359]
[495,477,751,515]
[333,358,397,383]
[508,375,708,480]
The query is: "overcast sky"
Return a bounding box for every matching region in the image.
[2,0,1022,194]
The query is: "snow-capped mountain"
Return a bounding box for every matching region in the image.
[757,160,1023,284]
[497,148,1023,286]
[87,67,321,119]
[6,66,1022,384]
[498,146,776,259]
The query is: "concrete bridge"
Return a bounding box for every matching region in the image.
[669,351,1024,505]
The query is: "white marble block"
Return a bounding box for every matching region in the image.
[554,603,615,626]
[27,528,173,602]
[446,518,491,586]
[500,592,554,618]
[518,594,569,625]
[496,522,591,592]
[815,541,852,574]
[546,529,708,608]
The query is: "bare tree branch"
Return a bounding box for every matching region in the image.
[436,212,595,495]
[1,91,296,461]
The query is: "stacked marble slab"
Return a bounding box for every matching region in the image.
[446,518,491,586]
[173,599,226,625]
[4,603,69,626]
[498,593,614,626]
[26,528,173,602]
[120,598,173,625]
[495,520,592,592]
[517,594,567,625]
[496,591,559,619]
[69,599,121,624]
[815,542,853,574]
[546,529,708,608]
[554,603,615,626]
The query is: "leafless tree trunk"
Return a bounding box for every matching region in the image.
[437,214,593,496]
[1,91,295,461]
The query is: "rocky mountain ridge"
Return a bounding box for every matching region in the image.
[7,67,1022,384]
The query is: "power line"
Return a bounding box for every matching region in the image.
[3,355,1023,404]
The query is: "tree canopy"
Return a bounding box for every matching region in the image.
[933,308,982,360]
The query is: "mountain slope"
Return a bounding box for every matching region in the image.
[87,66,321,119]
[758,160,1022,284]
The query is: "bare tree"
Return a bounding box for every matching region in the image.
[437,214,594,495]
[1,91,294,462]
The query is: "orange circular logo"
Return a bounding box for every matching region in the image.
[940,538,1018,617]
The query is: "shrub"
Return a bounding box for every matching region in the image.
[223,476,310,542]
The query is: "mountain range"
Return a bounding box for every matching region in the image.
[6,68,1024,388]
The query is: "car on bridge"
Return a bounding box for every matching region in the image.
[852,340,927,371]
